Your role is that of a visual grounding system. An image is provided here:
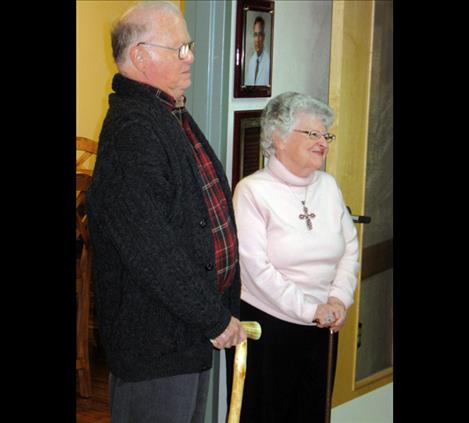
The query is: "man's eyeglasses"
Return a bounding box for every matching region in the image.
[137,41,195,60]
[293,129,336,143]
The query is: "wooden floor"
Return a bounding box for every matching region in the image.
[76,345,111,423]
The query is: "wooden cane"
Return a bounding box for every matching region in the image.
[227,321,262,423]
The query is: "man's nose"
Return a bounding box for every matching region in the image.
[184,49,194,64]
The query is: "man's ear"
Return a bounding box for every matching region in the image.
[129,45,146,70]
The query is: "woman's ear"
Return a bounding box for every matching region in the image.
[272,129,286,151]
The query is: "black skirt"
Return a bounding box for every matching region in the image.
[226,300,338,423]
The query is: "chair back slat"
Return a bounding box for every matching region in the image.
[76,137,98,154]
[76,137,98,173]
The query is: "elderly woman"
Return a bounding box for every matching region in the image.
[229,92,360,422]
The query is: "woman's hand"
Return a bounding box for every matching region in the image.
[313,303,337,328]
[327,297,347,333]
[313,298,347,332]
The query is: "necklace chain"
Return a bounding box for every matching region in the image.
[285,184,307,204]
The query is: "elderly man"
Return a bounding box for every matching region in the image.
[244,16,270,86]
[86,2,246,422]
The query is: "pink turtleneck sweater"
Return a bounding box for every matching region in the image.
[233,155,360,325]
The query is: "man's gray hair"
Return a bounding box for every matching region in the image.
[260,92,335,158]
[111,1,181,65]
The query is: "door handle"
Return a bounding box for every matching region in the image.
[346,206,371,224]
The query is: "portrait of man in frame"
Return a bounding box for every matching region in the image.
[242,11,272,87]
[234,0,275,98]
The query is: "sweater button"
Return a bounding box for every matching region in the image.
[199,218,207,227]
[205,263,213,271]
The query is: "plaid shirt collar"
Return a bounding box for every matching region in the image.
[153,89,187,126]
[154,89,186,110]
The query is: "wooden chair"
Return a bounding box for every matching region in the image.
[76,172,93,397]
[76,136,98,175]
[76,136,98,398]
[76,173,91,397]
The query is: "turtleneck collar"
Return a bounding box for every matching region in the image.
[267,154,317,187]
[111,73,186,110]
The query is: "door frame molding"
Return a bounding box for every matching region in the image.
[327,0,393,406]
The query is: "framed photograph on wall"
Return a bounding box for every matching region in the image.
[232,110,265,190]
[234,0,275,98]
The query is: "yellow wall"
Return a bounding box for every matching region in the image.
[76,0,183,142]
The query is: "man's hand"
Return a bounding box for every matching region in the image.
[210,317,247,349]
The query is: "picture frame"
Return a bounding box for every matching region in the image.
[232,110,265,190]
[234,0,275,98]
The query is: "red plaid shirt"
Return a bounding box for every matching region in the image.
[155,89,238,293]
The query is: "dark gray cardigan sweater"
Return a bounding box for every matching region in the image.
[86,74,240,382]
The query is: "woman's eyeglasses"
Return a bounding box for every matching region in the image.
[293,129,336,143]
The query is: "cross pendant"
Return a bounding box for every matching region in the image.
[299,201,315,231]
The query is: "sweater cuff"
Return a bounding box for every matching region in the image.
[328,289,353,309]
[204,307,232,340]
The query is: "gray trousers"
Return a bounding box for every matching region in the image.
[109,370,211,423]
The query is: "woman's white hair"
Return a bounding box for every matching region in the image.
[111,1,181,65]
[260,92,335,158]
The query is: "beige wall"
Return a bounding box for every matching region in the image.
[224,0,332,184]
[76,0,182,142]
